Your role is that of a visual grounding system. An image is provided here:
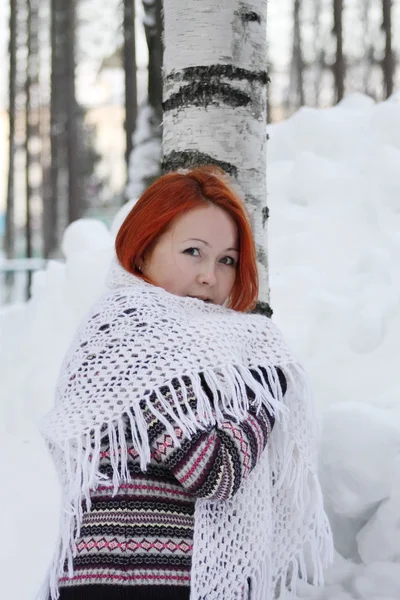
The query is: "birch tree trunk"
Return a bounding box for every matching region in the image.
[162,0,270,311]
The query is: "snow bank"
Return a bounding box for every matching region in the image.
[267,92,400,599]
[1,93,400,599]
[0,220,114,431]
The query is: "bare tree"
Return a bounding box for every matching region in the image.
[25,0,41,263]
[360,0,373,94]
[125,0,163,200]
[143,0,163,118]
[45,0,81,256]
[66,0,81,223]
[40,0,53,260]
[5,0,18,259]
[25,0,33,262]
[288,0,305,111]
[311,0,325,107]
[123,0,138,167]
[333,0,345,102]
[45,0,67,256]
[382,0,394,98]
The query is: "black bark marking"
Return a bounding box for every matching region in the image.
[262,206,269,225]
[245,192,260,205]
[257,246,269,271]
[162,151,237,177]
[240,11,261,24]
[166,65,268,85]
[252,301,273,318]
[163,82,251,112]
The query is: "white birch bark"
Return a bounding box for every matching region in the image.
[162,0,270,311]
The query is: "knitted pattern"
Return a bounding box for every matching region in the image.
[37,259,333,600]
[57,374,276,596]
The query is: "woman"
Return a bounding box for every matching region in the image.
[38,166,332,600]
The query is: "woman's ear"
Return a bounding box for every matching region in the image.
[136,254,146,273]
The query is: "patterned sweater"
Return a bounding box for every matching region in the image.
[57,368,286,600]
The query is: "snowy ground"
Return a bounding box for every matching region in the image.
[1,92,400,599]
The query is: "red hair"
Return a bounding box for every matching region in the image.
[115,166,259,312]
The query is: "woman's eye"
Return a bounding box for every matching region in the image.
[184,247,200,257]
[220,256,236,266]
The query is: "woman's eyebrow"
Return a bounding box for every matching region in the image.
[184,237,210,246]
[183,238,239,252]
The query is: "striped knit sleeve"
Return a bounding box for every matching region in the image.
[151,367,286,502]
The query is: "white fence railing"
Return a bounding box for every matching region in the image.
[0,258,47,305]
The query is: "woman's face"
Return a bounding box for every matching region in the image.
[140,204,239,306]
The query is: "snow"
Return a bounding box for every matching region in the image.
[1,93,400,599]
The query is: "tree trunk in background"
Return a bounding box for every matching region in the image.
[333,0,344,102]
[288,0,305,111]
[46,0,66,256]
[360,0,371,94]
[123,0,138,167]
[66,0,81,223]
[162,0,270,312]
[40,0,52,259]
[43,0,57,258]
[25,0,33,262]
[382,0,393,98]
[144,0,163,120]
[5,0,17,259]
[124,0,163,201]
[312,0,324,107]
[45,0,80,256]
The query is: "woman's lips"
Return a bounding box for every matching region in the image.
[187,295,212,303]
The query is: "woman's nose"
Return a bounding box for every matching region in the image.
[198,264,217,286]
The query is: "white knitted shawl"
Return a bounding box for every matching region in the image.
[37,259,333,600]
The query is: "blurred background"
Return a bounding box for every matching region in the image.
[0,0,399,304]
